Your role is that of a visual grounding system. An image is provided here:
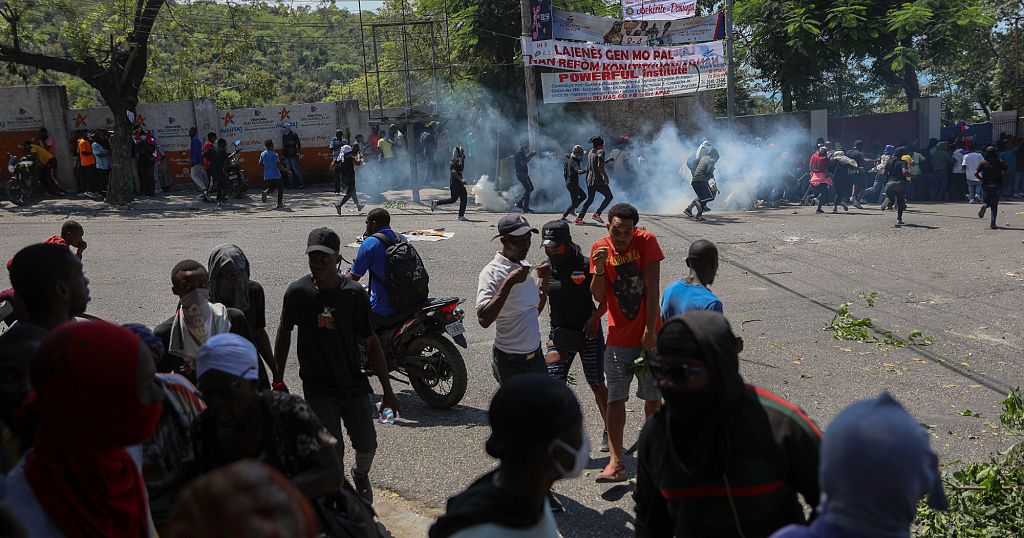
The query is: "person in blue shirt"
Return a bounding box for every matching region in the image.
[259,139,290,209]
[187,127,209,199]
[660,239,722,321]
[347,208,400,326]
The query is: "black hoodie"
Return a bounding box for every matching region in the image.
[634,311,822,538]
[429,470,547,537]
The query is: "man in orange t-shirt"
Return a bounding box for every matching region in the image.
[590,203,664,484]
[77,133,96,195]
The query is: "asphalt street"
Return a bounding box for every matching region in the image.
[2,188,1023,537]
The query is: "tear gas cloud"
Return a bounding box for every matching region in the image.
[433,85,816,215]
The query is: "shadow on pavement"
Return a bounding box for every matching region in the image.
[555,496,633,538]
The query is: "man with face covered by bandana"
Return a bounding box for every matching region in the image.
[209,244,277,385]
[154,259,268,389]
[635,311,822,538]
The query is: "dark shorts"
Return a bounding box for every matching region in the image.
[546,328,605,386]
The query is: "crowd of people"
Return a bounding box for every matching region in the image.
[0,126,966,537]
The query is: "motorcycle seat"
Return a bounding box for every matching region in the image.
[373,297,461,329]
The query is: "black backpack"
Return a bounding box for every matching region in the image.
[371,233,429,310]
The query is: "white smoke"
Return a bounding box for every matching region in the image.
[436,84,815,216]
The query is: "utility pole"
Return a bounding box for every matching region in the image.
[725,0,736,123]
[519,0,539,149]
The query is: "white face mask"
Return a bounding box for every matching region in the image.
[550,426,590,479]
[180,288,212,340]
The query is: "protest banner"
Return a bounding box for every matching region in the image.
[552,9,723,46]
[525,38,725,72]
[622,0,697,21]
[540,64,726,103]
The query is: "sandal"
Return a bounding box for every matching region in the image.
[595,464,628,483]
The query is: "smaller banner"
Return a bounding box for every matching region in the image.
[529,0,553,41]
[525,38,725,72]
[553,9,722,46]
[622,0,697,21]
[540,65,726,103]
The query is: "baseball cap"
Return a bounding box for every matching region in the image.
[306,227,340,255]
[485,373,581,459]
[541,219,572,248]
[491,213,539,240]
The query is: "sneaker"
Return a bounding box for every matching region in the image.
[547,492,566,514]
[683,207,694,218]
[276,203,284,209]
[896,219,904,226]
[574,217,584,225]
[991,223,999,229]
[969,198,977,204]
[261,191,267,203]
[297,185,305,190]
[457,216,470,221]
[842,202,849,211]
[357,204,365,213]
[430,200,437,212]
[978,206,987,219]
[334,202,342,216]
[854,201,863,210]
[599,430,609,453]
[570,210,577,217]
[351,468,373,504]
[816,208,825,214]
[592,213,604,224]
[831,208,838,214]
[694,215,706,221]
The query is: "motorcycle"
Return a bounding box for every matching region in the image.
[5,152,36,206]
[225,140,247,199]
[361,296,469,409]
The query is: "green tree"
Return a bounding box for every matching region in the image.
[1,0,166,205]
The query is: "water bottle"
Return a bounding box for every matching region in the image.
[378,407,396,425]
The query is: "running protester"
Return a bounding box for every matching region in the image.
[576,136,614,225]
[828,145,857,213]
[845,140,867,209]
[977,146,1007,230]
[512,143,538,213]
[541,219,609,453]
[808,145,834,214]
[635,312,822,537]
[259,139,290,209]
[861,144,894,204]
[963,146,985,203]
[333,144,364,214]
[561,145,588,221]
[883,147,912,226]
[432,146,469,220]
[590,204,664,484]
[684,147,719,221]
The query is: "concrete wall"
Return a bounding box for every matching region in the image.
[68,100,219,187]
[912,97,942,145]
[0,85,73,191]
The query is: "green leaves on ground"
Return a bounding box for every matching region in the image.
[916,388,1024,536]
[825,294,933,347]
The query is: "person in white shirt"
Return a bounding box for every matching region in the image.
[962,147,985,203]
[477,213,551,384]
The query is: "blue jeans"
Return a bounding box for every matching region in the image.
[930,171,950,200]
[968,182,981,201]
[284,156,304,186]
[862,178,886,204]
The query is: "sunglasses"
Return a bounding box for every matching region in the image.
[648,360,705,385]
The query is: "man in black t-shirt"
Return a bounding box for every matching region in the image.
[512,143,538,213]
[281,123,304,188]
[541,219,609,454]
[273,227,401,504]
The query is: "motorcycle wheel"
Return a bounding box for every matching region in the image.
[5,181,26,206]
[407,334,468,409]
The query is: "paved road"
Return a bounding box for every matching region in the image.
[2,189,1023,537]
